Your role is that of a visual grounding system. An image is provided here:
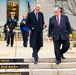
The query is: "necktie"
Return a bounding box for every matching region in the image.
[36,13,38,21]
[57,16,60,26]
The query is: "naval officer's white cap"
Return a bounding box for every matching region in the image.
[11,12,15,15]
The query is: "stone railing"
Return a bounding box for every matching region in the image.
[0,28,48,41]
[0,30,22,41]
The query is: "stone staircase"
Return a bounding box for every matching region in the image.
[0,57,76,75]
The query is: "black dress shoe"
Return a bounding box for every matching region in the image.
[56,60,61,65]
[6,44,9,46]
[11,45,13,47]
[34,60,38,64]
[23,45,27,47]
[61,55,66,59]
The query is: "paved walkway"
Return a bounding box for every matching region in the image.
[0,40,76,58]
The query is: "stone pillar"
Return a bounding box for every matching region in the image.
[0,0,7,26]
[19,0,35,25]
[19,0,27,24]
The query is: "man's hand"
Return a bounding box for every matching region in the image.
[32,27,34,30]
[44,24,47,28]
[7,28,10,32]
[22,21,26,24]
[13,29,15,32]
[69,34,72,39]
[49,36,53,41]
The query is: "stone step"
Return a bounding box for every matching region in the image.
[0,57,24,63]
[0,62,76,69]
[0,57,76,63]
[32,69,76,75]
[24,57,76,63]
[29,62,76,69]
[0,69,30,75]
[0,69,76,75]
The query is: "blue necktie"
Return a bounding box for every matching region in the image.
[36,13,38,21]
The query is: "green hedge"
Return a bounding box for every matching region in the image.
[0,33,1,38]
[72,31,76,40]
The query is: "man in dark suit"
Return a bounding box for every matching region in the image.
[6,12,17,47]
[26,4,45,64]
[48,7,72,64]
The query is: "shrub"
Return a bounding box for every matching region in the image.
[0,33,1,38]
[72,31,76,40]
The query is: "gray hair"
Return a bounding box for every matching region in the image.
[54,7,61,12]
[35,4,41,8]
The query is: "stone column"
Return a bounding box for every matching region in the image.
[19,0,35,24]
[19,0,27,24]
[0,0,7,26]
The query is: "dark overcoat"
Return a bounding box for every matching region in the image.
[26,11,44,48]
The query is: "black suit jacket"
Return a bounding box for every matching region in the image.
[6,17,17,31]
[48,14,72,41]
[26,11,44,48]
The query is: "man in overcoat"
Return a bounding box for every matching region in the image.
[26,4,45,64]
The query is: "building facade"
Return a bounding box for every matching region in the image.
[0,0,36,26]
[0,0,76,29]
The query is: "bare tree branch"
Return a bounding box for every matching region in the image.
[65,0,76,16]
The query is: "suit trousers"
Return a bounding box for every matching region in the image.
[21,31,29,47]
[53,39,70,61]
[33,47,40,60]
[7,31,15,46]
